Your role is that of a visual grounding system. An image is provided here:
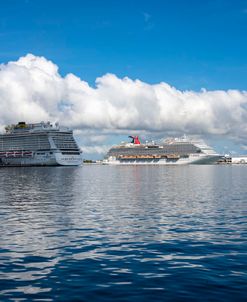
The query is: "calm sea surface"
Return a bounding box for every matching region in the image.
[0,165,247,301]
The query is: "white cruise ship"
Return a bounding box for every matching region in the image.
[104,135,221,165]
[0,122,83,166]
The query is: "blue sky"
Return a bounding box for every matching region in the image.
[0,0,247,158]
[1,0,247,90]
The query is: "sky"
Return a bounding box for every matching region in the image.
[0,0,247,158]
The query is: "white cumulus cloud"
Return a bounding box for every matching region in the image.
[0,53,247,147]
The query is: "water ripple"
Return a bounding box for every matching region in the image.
[0,165,247,301]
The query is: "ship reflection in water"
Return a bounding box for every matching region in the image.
[0,165,247,301]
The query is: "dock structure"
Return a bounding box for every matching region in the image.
[218,155,247,164]
[231,156,247,164]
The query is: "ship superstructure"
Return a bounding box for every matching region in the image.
[104,135,221,165]
[0,122,82,166]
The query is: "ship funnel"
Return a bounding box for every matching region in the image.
[128,136,141,144]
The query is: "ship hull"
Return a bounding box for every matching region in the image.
[0,153,82,167]
[103,154,221,165]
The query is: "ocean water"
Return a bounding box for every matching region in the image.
[0,165,247,301]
